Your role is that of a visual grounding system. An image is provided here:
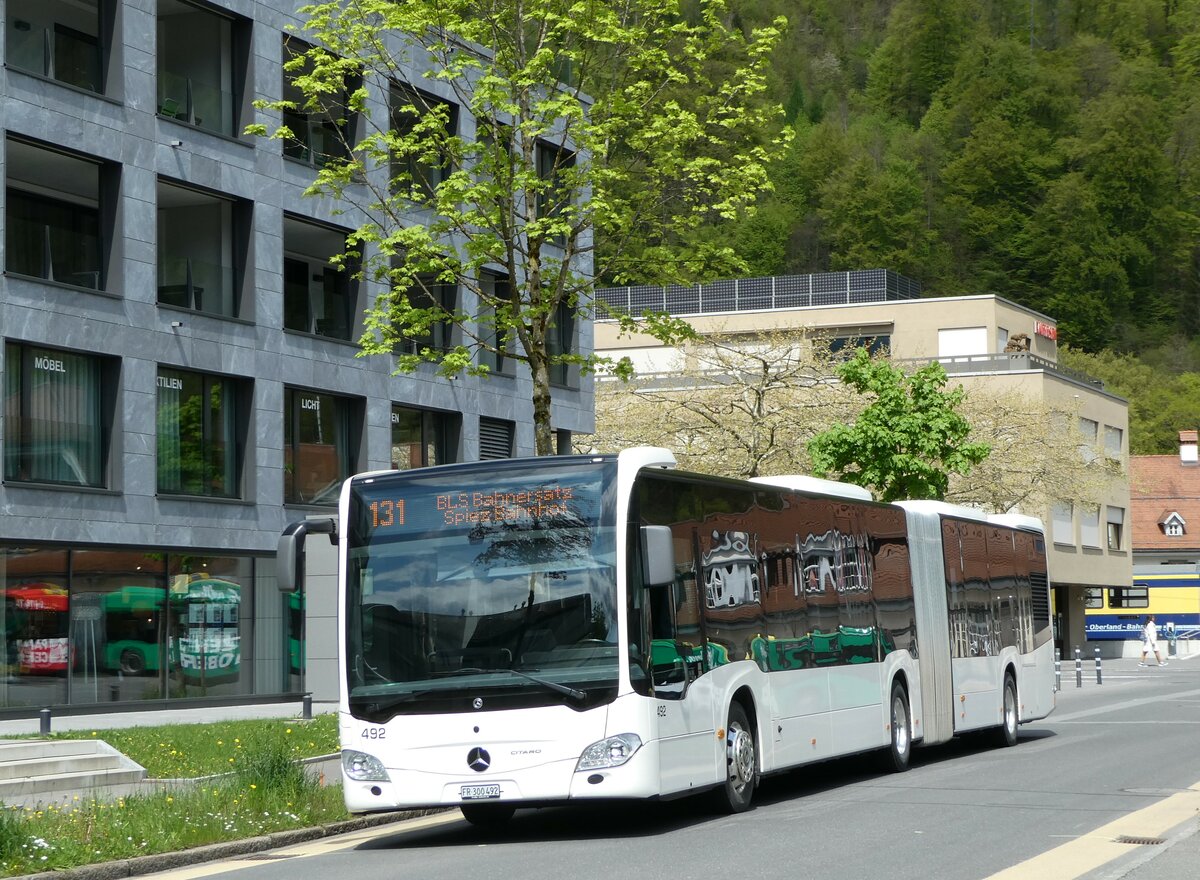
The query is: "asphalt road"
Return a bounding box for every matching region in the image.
[116,656,1200,880]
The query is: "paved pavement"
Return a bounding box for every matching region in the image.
[3,656,1198,880]
[1067,652,1200,880]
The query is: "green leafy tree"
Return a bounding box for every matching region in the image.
[807,349,990,501]
[249,0,787,454]
[865,0,976,125]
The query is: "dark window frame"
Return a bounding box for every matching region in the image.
[283,388,360,506]
[388,82,459,197]
[3,341,117,488]
[155,365,248,498]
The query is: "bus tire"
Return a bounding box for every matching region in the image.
[714,702,757,813]
[996,674,1019,747]
[886,680,912,772]
[461,803,516,827]
[119,649,146,675]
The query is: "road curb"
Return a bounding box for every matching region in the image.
[16,810,439,880]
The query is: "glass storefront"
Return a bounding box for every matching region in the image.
[0,545,299,711]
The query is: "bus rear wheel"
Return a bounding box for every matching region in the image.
[996,674,1018,747]
[714,702,756,813]
[886,681,912,772]
[460,803,516,827]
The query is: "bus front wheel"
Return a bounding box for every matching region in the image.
[714,702,756,813]
[461,803,516,827]
[996,674,1019,748]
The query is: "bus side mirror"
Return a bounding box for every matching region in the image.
[641,525,675,587]
[277,517,337,592]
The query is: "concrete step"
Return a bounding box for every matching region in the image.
[0,739,105,763]
[0,766,147,797]
[0,738,146,805]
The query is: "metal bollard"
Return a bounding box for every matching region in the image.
[1094,647,1103,685]
[39,707,51,735]
[302,692,313,721]
[1075,647,1083,688]
[1054,648,1061,692]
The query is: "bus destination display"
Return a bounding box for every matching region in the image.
[368,485,577,530]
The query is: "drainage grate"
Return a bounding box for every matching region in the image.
[239,854,297,861]
[1115,836,1166,846]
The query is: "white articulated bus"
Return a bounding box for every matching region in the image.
[277,447,1055,824]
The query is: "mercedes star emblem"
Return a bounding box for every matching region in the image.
[467,747,491,772]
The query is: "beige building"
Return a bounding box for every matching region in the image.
[594,270,1131,654]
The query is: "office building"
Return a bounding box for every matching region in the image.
[0,0,592,714]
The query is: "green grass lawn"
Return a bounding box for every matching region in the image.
[0,714,357,877]
[41,713,341,778]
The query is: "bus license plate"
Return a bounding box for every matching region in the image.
[460,784,501,800]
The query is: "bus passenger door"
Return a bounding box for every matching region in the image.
[649,559,720,795]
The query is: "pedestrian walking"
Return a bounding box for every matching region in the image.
[1139,615,1167,667]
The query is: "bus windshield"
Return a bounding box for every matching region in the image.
[345,457,618,721]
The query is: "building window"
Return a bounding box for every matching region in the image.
[537,140,575,245]
[156,367,246,498]
[157,180,247,318]
[283,216,355,340]
[479,417,514,460]
[0,546,69,705]
[284,389,358,505]
[166,555,252,698]
[157,0,248,137]
[555,429,572,455]
[280,36,358,168]
[828,335,891,358]
[1108,587,1148,609]
[1078,417,1099,463]
[391,406,457,470]
[5,137,114,291]
[3,342,114,487]
[389,83,458,196]
[6,0,109,93]
[477,271,514,376]
[398,276,457,355]
[547,300,576,387]
[937,326,987,357]
[1051,501,1073,546]
[1081,505,1101,548]
[1104,425,1123,459]
[1106,506,1124,551]
[1164,515,1185,537]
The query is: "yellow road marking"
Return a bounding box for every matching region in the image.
[983,781,1200,880]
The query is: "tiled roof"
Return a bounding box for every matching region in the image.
[1130,455,1200,551]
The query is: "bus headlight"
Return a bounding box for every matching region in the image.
[342,749,390,782]
[576,733,642,771]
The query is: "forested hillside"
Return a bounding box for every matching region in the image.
[655,1,1200,452]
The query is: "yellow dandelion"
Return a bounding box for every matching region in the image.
[250,784,257,789]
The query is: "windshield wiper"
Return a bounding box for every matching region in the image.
[437,666,587,702]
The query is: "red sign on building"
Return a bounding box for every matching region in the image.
[1035,321,1057,340]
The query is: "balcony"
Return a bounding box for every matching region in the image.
[158,70,235,137]
[157,256,235,317]
[894,353,1106,389]
[6,0,103,93]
